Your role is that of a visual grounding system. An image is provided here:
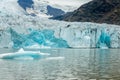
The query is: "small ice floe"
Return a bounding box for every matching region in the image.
[100,47,109,49]
[0,48,50,60]
[45,57,65,60]
[24,44,51,49]
[99,43,109,49]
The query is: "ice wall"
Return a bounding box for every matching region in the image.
[1,23,120,49]
[60,25,120,48]
[0,10,120,49]
[9,28,69,49]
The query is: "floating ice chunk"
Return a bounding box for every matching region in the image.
[24,44,51,49]
[45,57,65,60]
[0,48,50,59]
[18,48,24,52]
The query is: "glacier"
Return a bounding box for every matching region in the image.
[0,13,120,49]
[9,28,69,49]
[0,0,120,49]
[97,30,111,48]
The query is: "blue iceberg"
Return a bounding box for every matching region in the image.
[0,48,50,60]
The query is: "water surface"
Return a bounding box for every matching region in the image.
[0,49,120,80]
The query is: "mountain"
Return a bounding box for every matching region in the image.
[16,0,84,17]
[57,0,120,25]
[0,0,90,18]
[18,0,34,10]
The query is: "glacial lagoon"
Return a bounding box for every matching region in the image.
[0,48,120,80]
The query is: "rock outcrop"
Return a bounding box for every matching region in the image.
[56,0,120,25]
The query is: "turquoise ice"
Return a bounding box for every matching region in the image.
[97,29,111,48]
[9,28,69,49]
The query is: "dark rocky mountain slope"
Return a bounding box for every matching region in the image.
[56,0,120,25]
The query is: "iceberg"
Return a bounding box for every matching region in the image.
[0,48,50,60]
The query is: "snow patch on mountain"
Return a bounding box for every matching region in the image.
[39,0,92,12]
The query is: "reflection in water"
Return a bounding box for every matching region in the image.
[89,49,120,80]
[98,49,110,78]
[0,49,120,80]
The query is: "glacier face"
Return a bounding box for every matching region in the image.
[97,30,111,48]
[0,0,120,49]
[9,28,69,49]
[59,24,120,48]
[0,12,120,49]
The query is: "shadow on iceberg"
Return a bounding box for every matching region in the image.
[9,28,69,49]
